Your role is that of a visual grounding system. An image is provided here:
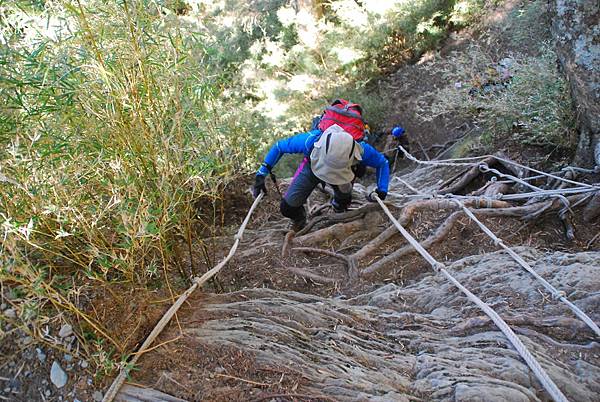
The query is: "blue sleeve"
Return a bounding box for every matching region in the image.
[257,131,319,176]
[360,143,390,193]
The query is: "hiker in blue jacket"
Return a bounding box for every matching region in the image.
[252,124,390,232]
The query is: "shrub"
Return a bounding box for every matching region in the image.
[422,43,576,152]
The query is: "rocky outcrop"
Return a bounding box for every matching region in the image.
[136,248,600,401]
[549,0,600,167]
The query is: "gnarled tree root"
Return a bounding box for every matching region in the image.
[362,193,592,275]
[353,198,511,262]
[283,265,339,285]
[363,211,463,274]
[292,247,359,280]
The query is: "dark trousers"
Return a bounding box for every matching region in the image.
[280,158,352,223]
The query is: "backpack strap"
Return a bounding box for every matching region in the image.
[325,105,366,123]
[319,116,365,131]
[348,140,356,159]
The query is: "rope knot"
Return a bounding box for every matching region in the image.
[478,163,489,172]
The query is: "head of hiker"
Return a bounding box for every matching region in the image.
[253,99,390,232]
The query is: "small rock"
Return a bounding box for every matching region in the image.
[92,391,103,401]
[44,389,51,397]
[50,361,68,388]
[80,360,88,369]
[58,324,73,338]
[36,348,46,362]
[3,387,11,393]
[64,354,73,363]
[4,308,16,319]
[9,378,20,391]
[22,336,33,345]
[0,303,6,310]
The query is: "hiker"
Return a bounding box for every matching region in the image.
[252,99,390,231]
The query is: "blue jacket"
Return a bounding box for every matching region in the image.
[257,129,390,193]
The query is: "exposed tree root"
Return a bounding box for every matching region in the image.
[476,194,589,218]
[295,204,380,236]
[281,231,295,259]
[292,247,359,280]
[583,192,600,222]
[283,265,338,284]
[352,198,510,262]
[438,156,498,194]
[362,193,593,275]
[363,211,463,274]
[294,219,366,247]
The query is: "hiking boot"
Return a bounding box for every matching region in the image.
[331,199,347,213]
[290,218,307,232]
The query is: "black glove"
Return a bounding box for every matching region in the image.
[366,189,386,202]
[352,163,367,179]
[252,175,267,198]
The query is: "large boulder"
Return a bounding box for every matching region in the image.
[549,0,600,167]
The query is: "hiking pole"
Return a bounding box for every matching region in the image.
[261,162,283,199]
[269,172,283,199]
[102,192,264,402]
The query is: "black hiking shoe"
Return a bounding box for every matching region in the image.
[331,199,347,213]
[290,218,307,232]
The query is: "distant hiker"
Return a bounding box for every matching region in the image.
[388,126,410,171]
[252,99,390,232]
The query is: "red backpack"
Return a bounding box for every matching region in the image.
[318,99,366,141]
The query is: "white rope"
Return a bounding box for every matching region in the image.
[478,163,572,208]
[102,193,264,402]
[396,172,599,337]
[373,194,569,402]
[493,155,599,189]
[398,145,599,189]
[454,200,600,337]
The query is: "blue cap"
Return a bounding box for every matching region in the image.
[392,126,405,138]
